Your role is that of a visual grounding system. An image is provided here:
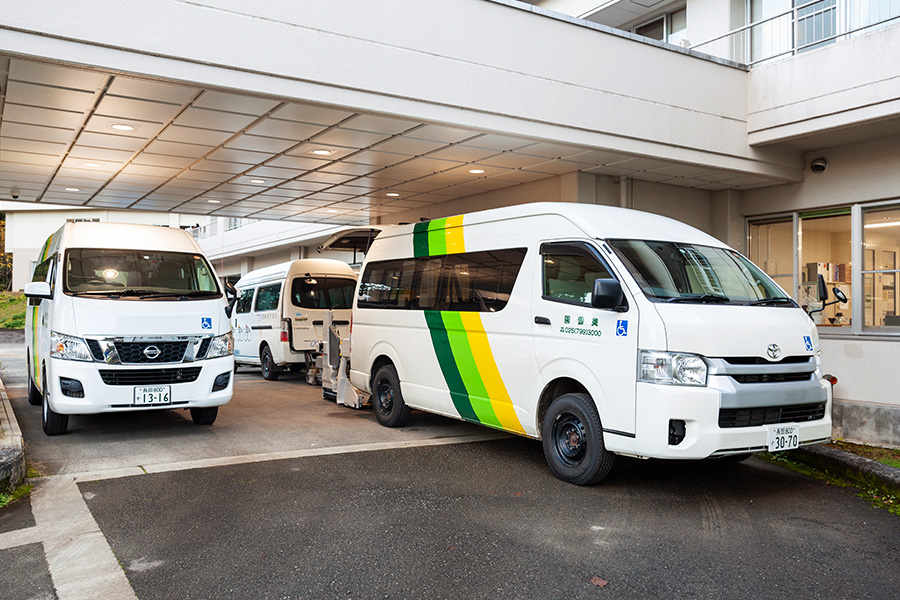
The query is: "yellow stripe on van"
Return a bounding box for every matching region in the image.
[458,312,525,435]
[443,215,465,255]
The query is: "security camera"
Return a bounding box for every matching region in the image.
[810,157,828,174]
[10,186,20,200]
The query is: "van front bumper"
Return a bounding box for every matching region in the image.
[45,356,234,415]
[631,377,832,459]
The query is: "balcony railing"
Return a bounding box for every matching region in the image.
[692,0,900,65]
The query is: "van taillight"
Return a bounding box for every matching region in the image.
[281,319,289,343]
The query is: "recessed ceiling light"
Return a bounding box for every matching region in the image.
[249,178,266,184]
[311,149,334,156]
[83,162,102,168]
[110,123,135,131]
[386,192,400,197]
[207,199,221,204]
[65,187,81,192]
[468,169,485,174]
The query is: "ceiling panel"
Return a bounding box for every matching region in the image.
[1,122,75,144]
[68,145,135,163]
[224,134,297,154]
[174,107,258,131]
[193,91,280,115]
[270,104,352,126]
[156,125,233,146]
[106,78,198,104]
[6,81,95,112]
[2,104,86,129]
[0,137,67,155]
[372,136,446,155]
[77,131,148,152]
[9,61,105,91]
[341,114,416,135]
[95,96,183,123]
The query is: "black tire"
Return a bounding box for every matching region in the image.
[372,364,410,427]
[260,345,280,381]
[541,393,614,485]
[190,406,218,425]
[41,370,68,436]
[27,356,41,406]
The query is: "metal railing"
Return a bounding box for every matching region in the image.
[692,0,900,65]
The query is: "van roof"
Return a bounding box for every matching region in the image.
[236,258,356,288]
[379,202,726,247]
[61,222,203,253]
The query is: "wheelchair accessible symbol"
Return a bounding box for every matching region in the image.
[201,317,212,329]
[803,335,813,351]
[616,320,628,337]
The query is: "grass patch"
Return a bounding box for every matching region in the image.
[829,440,900,469]
[0,483,34,510]
[760,452,900,516]
[0,291,26,329]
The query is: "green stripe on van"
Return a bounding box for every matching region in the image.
[427,218,448,256]
[439,312,501,428]
[424,311,477,422]
[413,222,431,258]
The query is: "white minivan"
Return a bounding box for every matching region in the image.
[348,202,834,484]
[232,259,356,380]
[24,222,235,435]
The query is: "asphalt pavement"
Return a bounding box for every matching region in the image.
[1,337,899,599]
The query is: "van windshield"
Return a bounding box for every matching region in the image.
[607,239,795,306]
[291,277,356,309]
[64,248,221,298]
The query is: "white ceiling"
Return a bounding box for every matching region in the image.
[0,57,780,225]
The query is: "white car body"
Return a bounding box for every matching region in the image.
[24,222,234,434]
[349,202,832,482]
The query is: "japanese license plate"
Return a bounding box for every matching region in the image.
[767,424,800,452]
[133,385,171,405]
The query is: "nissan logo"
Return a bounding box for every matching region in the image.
[143,345,161,360]
[766,344,782,360]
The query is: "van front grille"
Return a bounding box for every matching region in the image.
[731,372,813,384]
[116,341,189,363]
[99,367,202,386]
[718,402,826,428]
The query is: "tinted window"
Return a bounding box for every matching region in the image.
[358,249,526,312]
[235,288,254,314]
[254,283,281,312]
[542,245,613,305]
[64,249,220,298]
[291,277,356,309]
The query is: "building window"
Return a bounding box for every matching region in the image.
[799,210,851,327]
[748,218,794,296]
[863,206,900,328]
[633,7,687,45]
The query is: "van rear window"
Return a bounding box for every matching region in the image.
[358,249,526,312]
[291,277,356,309]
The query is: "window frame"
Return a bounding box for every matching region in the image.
[539,241,620,309]
[253,283,282,313]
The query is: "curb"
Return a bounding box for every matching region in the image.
[0,377,26,493]
[790,444,900,498]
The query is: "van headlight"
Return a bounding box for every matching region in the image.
[50,331,93,362]
[206,331,234,358]
[640,351,707,386]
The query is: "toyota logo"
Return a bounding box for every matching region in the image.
[766,344,782,360]
[143,345,161,360]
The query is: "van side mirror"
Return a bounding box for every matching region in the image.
[223,281,237,318]
[24,281,52,299]
[591,279,627,312]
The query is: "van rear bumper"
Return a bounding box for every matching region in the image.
[45,356,234,415]
[631,379,832,459]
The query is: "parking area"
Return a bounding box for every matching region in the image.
[2,341,900,599]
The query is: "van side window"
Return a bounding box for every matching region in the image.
[235,288,255,314]
[29,255,56,306]
[358,249,526,312]
[542,244,613,305]
[254,284,281,312]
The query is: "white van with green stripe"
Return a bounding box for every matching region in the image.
[350,202,832,485]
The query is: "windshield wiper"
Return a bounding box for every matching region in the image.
[664,294,731,304]
[139,290,219,299]
[745,297,796,306]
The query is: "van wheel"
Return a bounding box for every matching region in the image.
[372,365,410,427]
[542,393,614,485]
[41,370,68,436]
[260,345,280,381]
[190,407,218,426]
[27,356,41,406]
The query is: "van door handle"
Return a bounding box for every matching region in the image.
[534,316,551,325]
